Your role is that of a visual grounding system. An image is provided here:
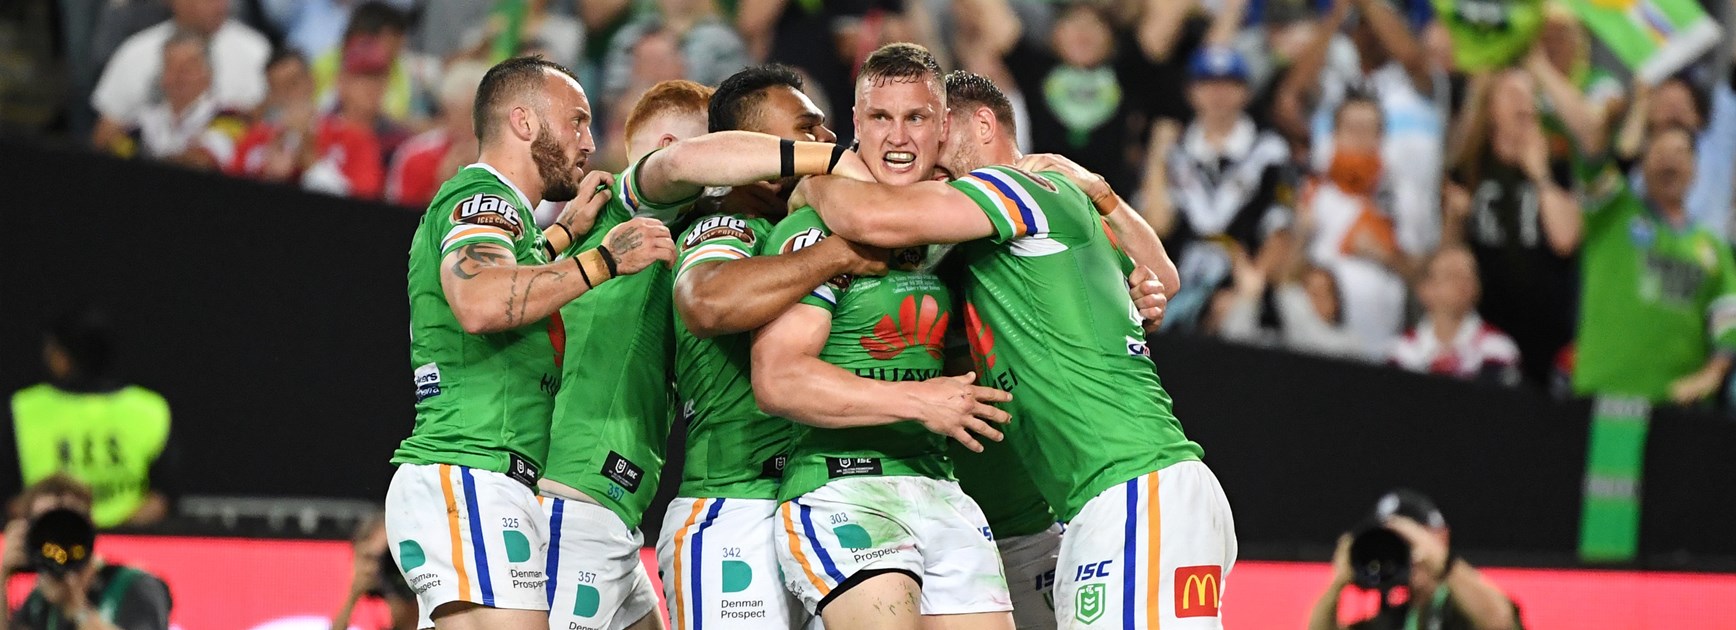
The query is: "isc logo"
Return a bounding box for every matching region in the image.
[1074,560,1112,581]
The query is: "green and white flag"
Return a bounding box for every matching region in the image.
[1566,0,1723,84]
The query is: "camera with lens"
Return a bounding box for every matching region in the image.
[22,508,97,577]
[1348,520,1412,591]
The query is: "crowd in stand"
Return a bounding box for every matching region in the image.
[33,0,1736,408]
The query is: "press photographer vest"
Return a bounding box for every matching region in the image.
[11,384,170,528]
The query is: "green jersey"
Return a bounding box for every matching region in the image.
[772,207,955,502]
[395,164,558,479]
[950,439,1055,537]
[544,161,695,528]
[1573,164,1736,401]
[671,212,791,500]
[949,166,1202,521]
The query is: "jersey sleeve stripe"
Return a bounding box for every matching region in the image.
[810,285,838,306]
[675,244,751,278]
[441,225,514,253]
[959,175,1029,238]
[619,168,642,213]
[974,168,1049,236]
[1709,295,1736,339]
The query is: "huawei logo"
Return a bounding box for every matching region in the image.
[964,302,996,371]
[860,294,948,360]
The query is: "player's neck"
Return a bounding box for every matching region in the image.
[476,146,547,203]
[985,139,1020,168]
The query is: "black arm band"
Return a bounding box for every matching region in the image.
[827,143,848,174]
[597,244,620,277]
[573,255,593,289]
[779,139,796,178]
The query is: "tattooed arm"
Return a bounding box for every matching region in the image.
[440,217,675,334]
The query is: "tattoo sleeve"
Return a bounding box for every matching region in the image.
[449,243,513,280]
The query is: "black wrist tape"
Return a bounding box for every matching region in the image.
[827,143,847,174]
[779,139,796,179]
[597,245,619,278]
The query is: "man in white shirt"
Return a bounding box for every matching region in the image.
[89,0,269,145]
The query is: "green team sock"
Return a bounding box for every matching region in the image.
[1578,396,1651,563]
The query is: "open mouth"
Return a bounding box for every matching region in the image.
[883,151,916,170]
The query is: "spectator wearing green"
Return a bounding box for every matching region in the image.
[1574,124,1736,404]
[7,310,172,529]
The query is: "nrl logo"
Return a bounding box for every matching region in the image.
[1075,582,1106,624]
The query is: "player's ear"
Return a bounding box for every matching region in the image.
[975,107,996,144]
[509,105,537,142]
[658,133,679,149]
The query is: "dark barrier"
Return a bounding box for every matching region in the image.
[4,143,1734,569]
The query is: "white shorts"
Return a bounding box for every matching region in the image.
[1000,524,1063,630]
[656,497,812,630]
[384,463,550,629]
[775,476,1012,616]
[1053,461,1236,630]
[543,497,660,630]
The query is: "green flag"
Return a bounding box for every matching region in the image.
[1566,0,1722,84]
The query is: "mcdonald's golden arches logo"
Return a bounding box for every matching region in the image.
[1174,565,1222,618]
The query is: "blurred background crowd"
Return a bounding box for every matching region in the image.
[7,0,1736,411]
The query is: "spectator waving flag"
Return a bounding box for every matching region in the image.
[1566,0,1722,84]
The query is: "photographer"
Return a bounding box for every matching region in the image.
[2,474,171,630]
[329,514,415,630]
[1308,490,1521,630]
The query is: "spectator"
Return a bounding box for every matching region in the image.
[231,51,321,184]
[1442,69,1579,388]
[309,2,428,129]
[759,0,931,142]
[386,62,489,208]
[261,0,416,66]
[1218,247,1368,360]
[1574,124,1736,405]
[6,310,172,529]
[1297,94,1410,358]
[329,514,416,630]
[302,35,397,199]
[456,0,586,67]
[1279,0,1446,258]
[1152,45,1298,331]
[1615,66,1736,240]
[95,29,249,171]
[1005,4,1151,190]
[1535,6,1622,126]
[89,0,269,146]
[1389,244,1521,385]
[601,0,749,114]
[1,475,173,630]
